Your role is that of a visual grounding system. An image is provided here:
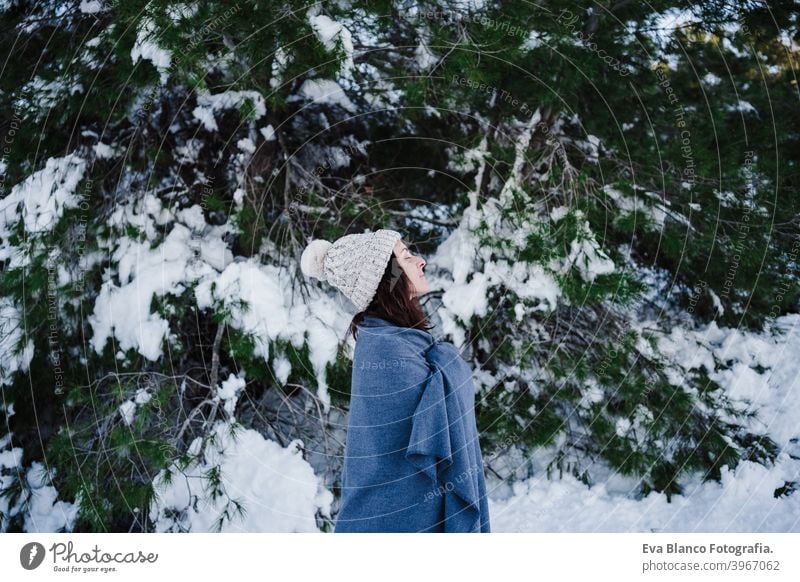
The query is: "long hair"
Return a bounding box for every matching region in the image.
[348,252,435,341]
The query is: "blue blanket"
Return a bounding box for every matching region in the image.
[334,315,491,533]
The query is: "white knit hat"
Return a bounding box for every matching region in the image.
[300,229,403,311]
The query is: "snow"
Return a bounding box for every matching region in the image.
[442,271,490,325]
[22,462,79,532]
[584,134,601,163]
[709,287,725,317]
[308,12,355,75]
[415,39,438,70]
[237,137,256,154]
[0,298,35,387]
[194,259,349,413]
[198,89,268,119]
[615,416,632,437]
[0,438,22,530]
[192,105,218,132]
[603,184,668,228]
[233,187,246,206]
[166,3,199,22]
[522,30,543,50]
[93,141,118,159]
[293,79,357,113]
[362,65,402,109]
[424,106,441,119]
[648,7,696,51]
[0,153,87,244]
[446,142,490,176]
[544,211,617,283]
[488,453,800,531]
[217,373,246,416]
[498,110,541,203]
[260,124,276,141]
[583,383,606,405]
[18,75,84,119]
[175,204,205,230]
[550,205,570,222]
[135,388,152,405]
[446,0,488,9]
[429,216,478,286]
[118,388,153,426]
[89,225,194,361]
[269,46,292,90]
[430,132,576,342]
[682,316,800,445]
[148,421,333,532]
[130,17,172,84]
[118,400,136,425]
[0,455,78,532]
[79,1,105,14]
[726,99,758,114]
[488,260,560,312]
[560,237,616,282]
[721,36,748,58]
[192,88,267,131]
[217,373,245,401]
[174,138,203,164]
[88,197,234,362]
[273,354,292,385]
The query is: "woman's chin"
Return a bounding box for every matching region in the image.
[412,287,428,299]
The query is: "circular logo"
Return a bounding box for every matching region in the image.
[20,542,46,570]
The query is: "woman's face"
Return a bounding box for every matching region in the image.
[393,239,429,297]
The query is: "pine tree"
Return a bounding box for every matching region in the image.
[0,0,797,530]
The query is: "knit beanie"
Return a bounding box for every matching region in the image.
[300,229,403,311]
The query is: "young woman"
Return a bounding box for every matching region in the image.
[300,229,491,533]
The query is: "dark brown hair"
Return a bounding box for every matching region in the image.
[348,250,434,342]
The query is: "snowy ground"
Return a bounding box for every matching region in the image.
[487,313,800,532]
[487,453,800,532]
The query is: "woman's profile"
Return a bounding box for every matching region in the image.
[300,228,491,533]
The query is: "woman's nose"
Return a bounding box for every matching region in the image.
[418,257,426,270]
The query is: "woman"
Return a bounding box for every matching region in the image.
[300,228,491,533]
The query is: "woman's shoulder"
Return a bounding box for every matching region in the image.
[356,330,432,355]
[357,319,433,342]
[354,325,433,364]
[426,339,470,365]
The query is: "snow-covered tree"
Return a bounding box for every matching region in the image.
[1,0,798,531]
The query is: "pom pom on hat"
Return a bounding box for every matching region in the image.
[300,239,333,281]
